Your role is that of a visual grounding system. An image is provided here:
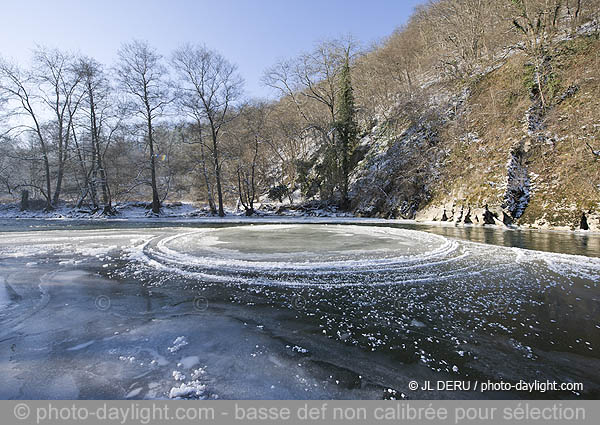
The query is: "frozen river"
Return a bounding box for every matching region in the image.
[0,219,599,399]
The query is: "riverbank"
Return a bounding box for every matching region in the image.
[0,201,353,220]
[1,201,598,237]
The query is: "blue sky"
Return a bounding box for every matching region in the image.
[1,0,424,98]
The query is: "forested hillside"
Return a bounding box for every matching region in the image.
[347,0,600,231]
[1,0,599,229]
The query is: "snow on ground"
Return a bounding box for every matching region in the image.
[1,199,597,237]
[0,201,352,220]
[0,202,202,219]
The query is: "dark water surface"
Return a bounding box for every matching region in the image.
[0,219,598,400]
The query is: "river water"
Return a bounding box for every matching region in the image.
[0,219,598,399]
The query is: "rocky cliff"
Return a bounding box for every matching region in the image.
[350,33,600,231]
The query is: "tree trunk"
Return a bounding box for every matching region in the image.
[210,126,225,217]
[98,163,110,210]
[249,135,259,214]
[89,85,111,212]
[52,122,66,206]
[41,143,53,210]
[73,128,97,209]
[146,107,161,214]
[33,122,52,209]
[197,129,217,214]
[20,190,29,211]
[53,160,64,205]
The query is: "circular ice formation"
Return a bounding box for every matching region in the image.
[160,224,452,266]
[138,224,474,287]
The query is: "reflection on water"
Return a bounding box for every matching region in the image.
[389,223,600,258]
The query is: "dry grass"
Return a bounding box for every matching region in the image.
[522,36,600,226]
[425,35,600,228]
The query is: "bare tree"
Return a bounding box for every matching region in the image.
[586,142,600,158]
[116,40,169,214]
[179,122,218,213]
[263,38,359,202]
[263,39,356,135]
[76,57,120,214]
[263,102,311,203]
[230,101,271,215]
[172,44,243,217]
[34,47,84,205]
[510,0,565,107]
[419,0,506,76]
[0,59,54,209]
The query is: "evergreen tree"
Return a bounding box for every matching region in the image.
[335,51,358,209]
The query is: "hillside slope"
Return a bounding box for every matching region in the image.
[351,34,600,231]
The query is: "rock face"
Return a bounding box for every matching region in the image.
[483,205,497,225]
[351,121,445,218]
[557,84,579,104]
[346,36,600,229]
[580,213,590,231]
[464,208,473,224]
[502,211,514,226]
[456,208,464,223]
[503,142,531,220]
